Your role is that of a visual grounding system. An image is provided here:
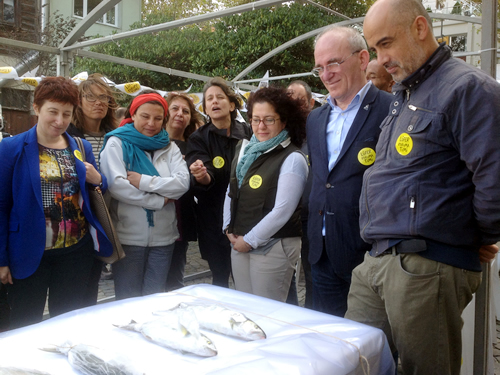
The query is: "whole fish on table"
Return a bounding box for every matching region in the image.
[157,302,266,341]
[114,310,217,357]
[39,342,142,375]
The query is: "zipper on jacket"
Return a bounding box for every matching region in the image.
[406,90,410,101]
[408,104,433,113]
[410,196,415,208]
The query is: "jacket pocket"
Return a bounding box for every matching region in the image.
[392,115,433,159]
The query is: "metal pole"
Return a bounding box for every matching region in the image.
[473,264,491,374]
[473,0,498,373]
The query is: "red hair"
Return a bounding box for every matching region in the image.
[33,77,79,110]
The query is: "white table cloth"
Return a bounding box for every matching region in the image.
[0,284,395,375]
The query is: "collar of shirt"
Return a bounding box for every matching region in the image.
[325,81,372,172]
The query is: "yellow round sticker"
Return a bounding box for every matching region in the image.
[357,147,376,166]
[249,175,263,189]
[74,150,83,161]
[396,133,413,155]
[213,156,225,169]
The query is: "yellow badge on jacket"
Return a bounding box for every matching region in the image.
[396,133,413,155]
[358,148,376,166]
[213,156,225,169]
[74,150,83,161]
[249,175,263,189]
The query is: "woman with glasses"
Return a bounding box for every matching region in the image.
[223,86,308,302]
[67,73,119,306]
[0,77,112,329]
[186,78,252,288]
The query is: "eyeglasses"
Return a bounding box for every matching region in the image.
[84,94,111,103]
[311,51,361,77]
[251,117,280,126]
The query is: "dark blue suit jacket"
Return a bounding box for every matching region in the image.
[0,126,113,279]
[307,84,392,274]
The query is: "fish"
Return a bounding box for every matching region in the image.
[159,302,266,341]
[0,368,51,375]
[39,342,142,375]
[114,310,217,357]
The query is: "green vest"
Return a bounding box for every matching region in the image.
[228,141,303,239]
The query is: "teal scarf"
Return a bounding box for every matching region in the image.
[103,123,170,226]
[236,130,289,187]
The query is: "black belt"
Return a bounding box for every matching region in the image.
[380,239,427,256]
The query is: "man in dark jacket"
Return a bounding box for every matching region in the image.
[345,0,500,373]
[307,26,391,316]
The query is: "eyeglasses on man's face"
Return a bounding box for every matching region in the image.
[311,50,361,77]
[250,117,280,126]
[84,94,111,103]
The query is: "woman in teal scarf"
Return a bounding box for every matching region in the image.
[100,92,190,300]
[223,86,309,302]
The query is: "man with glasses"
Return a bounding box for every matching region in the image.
[306,26,391,316]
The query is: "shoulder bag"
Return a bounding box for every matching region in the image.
[75,137,125,264]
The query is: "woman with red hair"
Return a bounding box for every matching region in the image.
[0,77,112,329]
[99,92,190,300]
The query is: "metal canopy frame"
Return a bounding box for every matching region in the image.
[0,1,497,88]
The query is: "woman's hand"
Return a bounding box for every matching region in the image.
[233,236,252,253]
[226,232,238,245]
[0,266,13,285]
[189,159,211,185]
[84,162,103,186]
[127,171,142,189]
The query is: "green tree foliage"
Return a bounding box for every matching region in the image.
[73,1,367,94]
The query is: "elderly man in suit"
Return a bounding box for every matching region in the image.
[307,26,392,316]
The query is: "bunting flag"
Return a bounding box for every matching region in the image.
[20,77,43,87]
[1,67,326,115]
[257,71,269,88]
[71,71,88,83]
[0,66,19,80]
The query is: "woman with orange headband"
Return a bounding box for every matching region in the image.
[99,92,190,300]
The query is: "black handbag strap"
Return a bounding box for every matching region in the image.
[75,137,86,162]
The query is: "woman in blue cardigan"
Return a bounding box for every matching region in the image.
[0,77,113,329]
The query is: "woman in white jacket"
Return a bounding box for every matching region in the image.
[100,92,190,300]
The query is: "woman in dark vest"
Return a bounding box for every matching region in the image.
[186,78,252,287]
[224,86,308,302]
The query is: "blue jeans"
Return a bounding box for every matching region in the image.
[113,244,174,300]
[311,248,352,317]
[166,240,188,291]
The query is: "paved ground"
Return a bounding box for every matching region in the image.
[95,241,307,306]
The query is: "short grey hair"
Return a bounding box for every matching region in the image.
[314,26,368,52]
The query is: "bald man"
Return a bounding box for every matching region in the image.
[345,0,500,373]
[365,59,394,92]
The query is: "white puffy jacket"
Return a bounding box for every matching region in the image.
[100,136,190,247]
